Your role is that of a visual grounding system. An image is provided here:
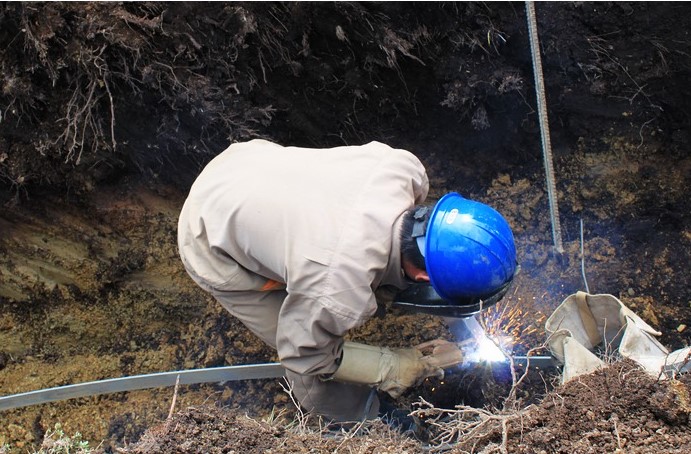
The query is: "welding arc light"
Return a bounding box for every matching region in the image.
[466,335,507,363]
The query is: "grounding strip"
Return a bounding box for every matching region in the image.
[0,363,285,411]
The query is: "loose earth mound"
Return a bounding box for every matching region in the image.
[1,2,689,453]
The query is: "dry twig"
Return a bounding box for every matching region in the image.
[167,374,180,420]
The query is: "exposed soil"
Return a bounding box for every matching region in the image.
[0,2,689,453]
[117,360,691,454]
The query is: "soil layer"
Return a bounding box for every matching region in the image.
[1,2,689,453]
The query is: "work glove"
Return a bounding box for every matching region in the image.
[331,339,462,398]
[546,291,668,382]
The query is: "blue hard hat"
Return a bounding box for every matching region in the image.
[417,192,517,301]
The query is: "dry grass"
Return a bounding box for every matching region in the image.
[411,346,548,453]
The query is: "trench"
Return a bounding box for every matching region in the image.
[1,2,690,452]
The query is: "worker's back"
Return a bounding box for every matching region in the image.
[178,138,428,320]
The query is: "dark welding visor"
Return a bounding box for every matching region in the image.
[392,278,513,318]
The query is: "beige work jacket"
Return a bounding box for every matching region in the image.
[178,139,429,376]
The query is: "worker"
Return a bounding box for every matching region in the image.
[177,139,516,426]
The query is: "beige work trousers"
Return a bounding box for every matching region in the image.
[194,279,380,422]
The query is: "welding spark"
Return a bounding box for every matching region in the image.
[447,316,511,365]
[481,297,547,352]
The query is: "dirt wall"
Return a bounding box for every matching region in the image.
[0,2,689,452]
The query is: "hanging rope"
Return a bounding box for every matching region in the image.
[525,1,564,253]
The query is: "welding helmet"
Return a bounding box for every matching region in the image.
[394,192,517,318]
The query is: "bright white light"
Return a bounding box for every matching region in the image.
[465,335,508,363]
[446,316,511,365]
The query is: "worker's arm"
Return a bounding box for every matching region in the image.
[330,339,462,398]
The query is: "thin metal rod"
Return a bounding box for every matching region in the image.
[525,1,564,253]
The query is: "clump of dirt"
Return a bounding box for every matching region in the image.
[109,360,691,453]
[497,360,691,453]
